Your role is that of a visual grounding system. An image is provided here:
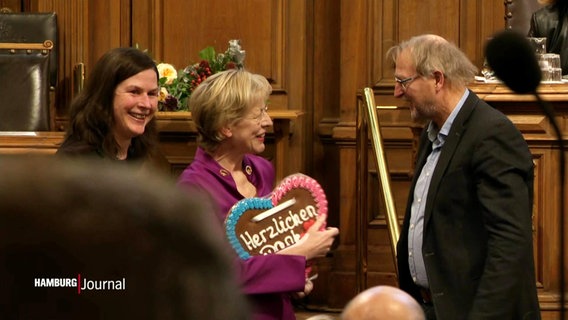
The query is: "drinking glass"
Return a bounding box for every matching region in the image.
[528,37,547,55]
[540,53,562,82]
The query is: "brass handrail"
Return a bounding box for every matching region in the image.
[364,88,400,256]
[356,87,400,292]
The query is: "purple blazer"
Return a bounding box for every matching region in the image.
[178,147,306,320]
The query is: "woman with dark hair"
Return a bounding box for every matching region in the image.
[57,47,159,161]
[529,0,568,75]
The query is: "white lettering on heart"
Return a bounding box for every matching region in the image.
[239,204,318,253]
[258,230,302,254]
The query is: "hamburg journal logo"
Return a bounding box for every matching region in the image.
[34,274,126,294]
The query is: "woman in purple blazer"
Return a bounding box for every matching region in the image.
[177,69,339,320]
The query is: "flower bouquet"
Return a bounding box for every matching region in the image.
[157,39,246,111]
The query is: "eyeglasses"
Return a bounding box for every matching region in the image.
[249,105,269,123]
[395,75,419,91]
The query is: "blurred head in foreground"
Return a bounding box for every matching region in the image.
[0,156,249,320]
[341,285,425,320]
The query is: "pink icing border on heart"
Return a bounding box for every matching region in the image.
[271,174,329,277]
[271,173,328,216]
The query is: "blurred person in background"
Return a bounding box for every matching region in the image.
[341,285,425,320]
[0,156,249,320]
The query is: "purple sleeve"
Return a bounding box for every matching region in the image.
[179,149,305,295]
[234,254,307,295]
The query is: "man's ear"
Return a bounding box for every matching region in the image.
[433,70,445,88]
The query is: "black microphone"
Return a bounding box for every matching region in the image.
[486,29,566,319]
[485,30,558,128]
[485,30,542,94]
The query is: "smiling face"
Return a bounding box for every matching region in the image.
[112,68,159,145]
[394,49,437,123]
[225,98,273,156]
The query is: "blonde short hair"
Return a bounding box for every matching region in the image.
[189,69,272,152]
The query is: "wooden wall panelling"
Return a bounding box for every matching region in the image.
[309,0,341,308]
[310,0,340,238]
[370,0,505,89]
[459,0,506,71]
[86,0,130,67]
[338,0,368,123]
[331,0,374,309]
[370,0,395,86]
[459,0,484,69]
[397,0,460,44]
[285,0,307,176]
[0,0,25,12]
[333,0,373,295]
[149,0,285,98]
[131,0,159,59]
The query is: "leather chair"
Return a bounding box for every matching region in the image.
[0,12,57,131]
[0,41,53,131]
[505,0,545,35]
[0,12,57,87]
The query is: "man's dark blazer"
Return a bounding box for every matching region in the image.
[397,90,541,320]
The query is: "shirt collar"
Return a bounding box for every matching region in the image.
[427,89,469,147]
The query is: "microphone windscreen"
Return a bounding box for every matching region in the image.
[485,30,541,94]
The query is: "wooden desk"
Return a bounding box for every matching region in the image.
[0,131,64,154]
[0,111,302,182]
[468,82,568,140]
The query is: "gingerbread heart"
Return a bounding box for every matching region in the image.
[225,173,328,259]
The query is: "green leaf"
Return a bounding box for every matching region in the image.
[199,46,216,61]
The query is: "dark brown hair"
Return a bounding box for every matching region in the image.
[66,47,159,160]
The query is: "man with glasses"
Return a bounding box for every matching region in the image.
[387,34,541,320]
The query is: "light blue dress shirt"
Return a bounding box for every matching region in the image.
[408,89,469,289]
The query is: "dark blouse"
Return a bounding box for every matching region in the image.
[529,3,568,74]
[56,135,141,162]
